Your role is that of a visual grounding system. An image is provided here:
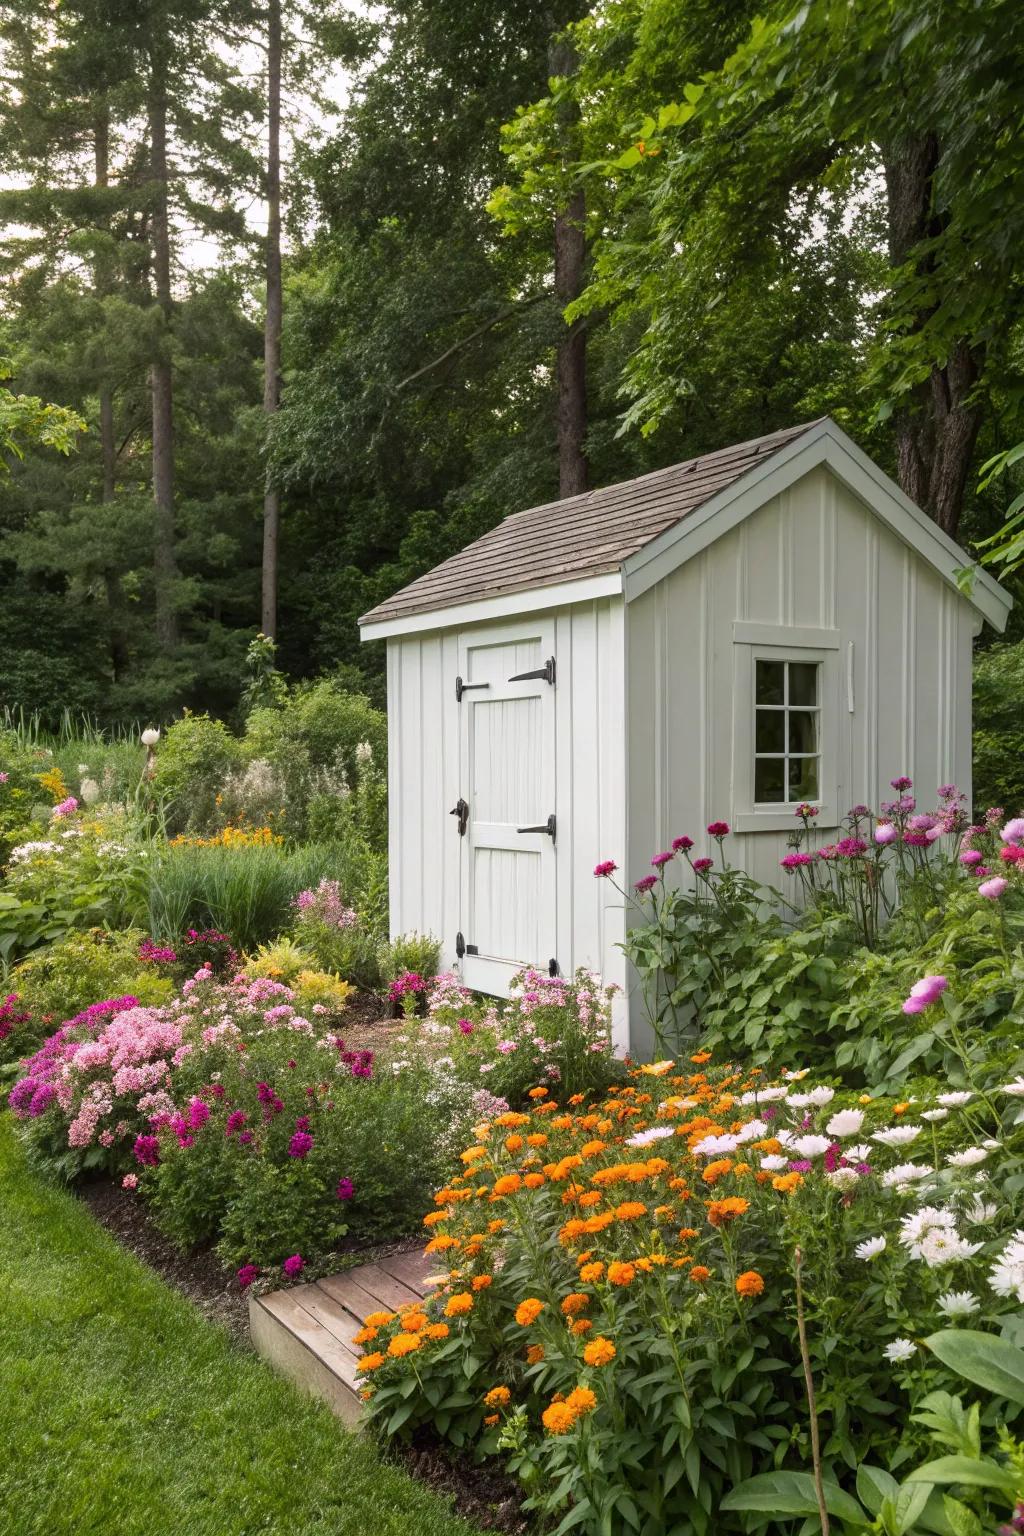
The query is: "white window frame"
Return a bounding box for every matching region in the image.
[731,625,841,832]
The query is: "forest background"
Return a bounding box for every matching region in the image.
[0,0,1022,746]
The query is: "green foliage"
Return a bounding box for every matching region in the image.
[151,714,241,836]
[11,926,171,1034]
[379,930,442,985]
[973,640,1024,817]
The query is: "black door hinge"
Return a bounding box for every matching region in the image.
[455,676,490,703]
[516,813,556,842]
[509,656,556,686]
[450,798,469,835]
[455,932,478,959]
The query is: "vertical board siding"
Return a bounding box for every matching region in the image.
[625,464,977,1044]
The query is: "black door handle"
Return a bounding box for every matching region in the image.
[450,798,469,835]
[516,814,556,841]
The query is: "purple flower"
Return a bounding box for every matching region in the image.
[239,1131,254,1145]
[237,1263,261,1290]
[847,804,870,819]
[51,795,78,819]
[593,860,617,878]
[294,1115,311,1132]
[282,1253,304,1278]
[134,1134,160,1167]
[336,1177,355,1202]
[788,1160,813,1173]
[633,875,658,893]
[28,1083,57,1117]
[288,1131,315,1159]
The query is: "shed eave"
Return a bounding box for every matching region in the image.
[620,418,1013,633]
[359,570,624,641]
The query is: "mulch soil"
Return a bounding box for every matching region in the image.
[74,988,530,1532]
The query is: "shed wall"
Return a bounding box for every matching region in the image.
[624,464,976,1046]
[386,597,628,1041]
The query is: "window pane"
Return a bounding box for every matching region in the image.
[789,757,819,799]
[755,710,785,752]
[788,710,818,754]
[789,663,818,706]
[755,660,785,705]
[755,757,786,802]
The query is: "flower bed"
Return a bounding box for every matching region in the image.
[357,1054,1024,1533]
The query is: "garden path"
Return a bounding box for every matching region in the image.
[250,1247,436,1422]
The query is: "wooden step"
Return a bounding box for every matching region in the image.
[249,1247,436,1422]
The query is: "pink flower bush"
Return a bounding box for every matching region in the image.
[902,975,948,1015]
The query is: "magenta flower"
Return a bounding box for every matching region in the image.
[294,1115,311,1132]
[237,1263,261,1290]
[51,795,78,819]
[633,875,658,893]
[458,1018,474,1035]
[692,857,713,875]
[706,821,730,838]
[960,849,983,866]
[239,1130,254,1145]
[903,831,930,847]
[672,835,694,852]
[187,1097,210,1130]
[835,836,867,857]
[133,1134,160,1167]
[282,1254,304,1278]
[650,851,674,869]
[225,1110,247,1136]
[890,775,913,791]
[979,877,1009,899]
[288,1131,315,1159]
[902,974,948,1015]
[336,1177,355,1202]
[794,803,819,819]
[593,860,617,878]
[780,852,813,870]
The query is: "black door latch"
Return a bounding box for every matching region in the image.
[516,813,556,841]
[450,798,469,835]
[455,676,490,703]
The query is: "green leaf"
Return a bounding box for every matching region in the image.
[856,1464,898,1515]
[925,1329,1024,1407]
[904,1456,1018,1495]
[721,1471,868,1523]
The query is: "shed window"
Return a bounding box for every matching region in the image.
[753,659,821,804]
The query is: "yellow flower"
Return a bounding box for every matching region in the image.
[583,1337,616,1367]
[639,1060,675,1076]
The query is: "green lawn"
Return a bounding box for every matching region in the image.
[0,1117,482,1536]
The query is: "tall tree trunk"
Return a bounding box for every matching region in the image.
[261,0,282,639]
[95,106,129,683]
[549,31,588,499]
[883,135,983,540]
[148,37,178,650]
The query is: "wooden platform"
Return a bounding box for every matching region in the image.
[249,1247,434,1423]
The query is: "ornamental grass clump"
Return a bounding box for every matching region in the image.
[361,1056,1024,1535]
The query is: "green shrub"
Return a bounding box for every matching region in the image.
[146,841,342,953]
[151,714,241,836]
[379,931,442,986]
[973,637,1024,816]
[11,927,172,1034]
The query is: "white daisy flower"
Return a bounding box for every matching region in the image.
[988,1232,1024,1303]
[737,1085,790,1104]
[791,1134,833,1159]
[690,1133,740,1157]
[918,1229,983,1267]
[1000,1077,1024,1097]
[759,1154,788,1172]
[826,1108,865,1137]
[921,1109,949,1122]
[785,1086,835,1108]
[946,1148,989,1167]
[936,1091,973,1107]
[873,1125,923,1147]
[937,1291,980,1318]
[626,1126,675,1146]
[964,1199,997,1224]
[735,1119,770,1143]
[884,1338,916,1362]
[882,1163,934,1188]
[855,1235,887,1261]
[844,1143,872,1162]
[899,1206,955,1254]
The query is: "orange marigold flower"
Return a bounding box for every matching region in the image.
[570,1318,593,1335]
[772,1172,803,1195]
[551,1115,574,1130]
[352,1325,378,1345]
[526,1344,545,1365]
[893,1102,910,1116]
[677,1227,698,1240]
[581,1139,606,1157]
[461,1145,488,1162]
[515,1297,546,1326]
[494,1112,530,1127]
[524,1172,546,1190]
[425,1323,450,1340]
[735,1271,765,1298]
[487,1219,504,1234]
[528,1086,549,1099]
[504,1134,524,1152]
[559,1218,589,1245]
[356,1351,386,1373]
[492,1174,522,1197]
[583,1211,616,1234]
[445,1292,474,1317]
[363,1310,395,1327]
[483,1413,499,1427]
[606,1261,635,1286]
[423,1210,447,1227]
[691,1050,713,1064]
[583,1336,616,1366]
[635,1257,653,1273]
[425,1235,458,1253]
[706,1197,749,1228]
[577,1190,602,1208]
[561,1292,590,1316]
[388,1332,421,1357]
[472,1274,493,1291]
[689,1265,711,1283]
[484,1386,512,1408]
[542,1401,577,1435]
[401,1311,428,1332]
[569,1093,585,1105]
[702,1159,734,1185]
[526,1133,548,1147]
[578,1261,604,1284]
[565,1386,597,1416]
[614,1200,647,1221]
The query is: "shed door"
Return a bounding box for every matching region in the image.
[458,622,557,993]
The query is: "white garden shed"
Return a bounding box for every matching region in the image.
[359,418,1011,1050]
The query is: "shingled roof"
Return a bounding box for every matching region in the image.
[359,420,824,628]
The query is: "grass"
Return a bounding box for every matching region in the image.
[0,1116,483,1536]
